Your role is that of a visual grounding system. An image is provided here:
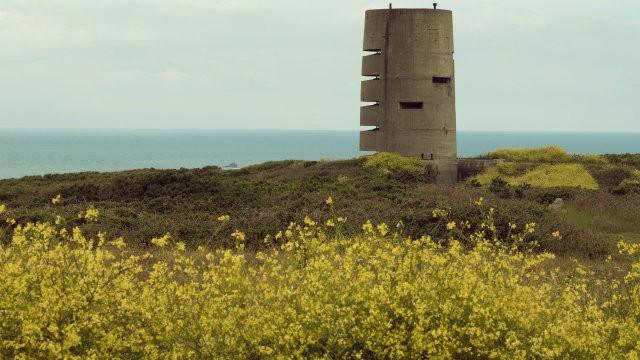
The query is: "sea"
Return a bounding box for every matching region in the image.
[1,129,639,180]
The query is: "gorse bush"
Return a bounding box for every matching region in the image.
[2,199,640,358]
[511,164,600,189]
[476,147,640,191]
[363,152,427,181]
[483,145,571,163]
[474,163,599,190]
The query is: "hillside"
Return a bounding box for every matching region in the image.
[1,147,639,259]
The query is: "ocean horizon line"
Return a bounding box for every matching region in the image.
[2,128,640,134]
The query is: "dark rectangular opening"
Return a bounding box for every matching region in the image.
[433,77,451,84]
[399,102,423,110]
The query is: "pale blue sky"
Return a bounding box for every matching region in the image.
[1,0,638,131]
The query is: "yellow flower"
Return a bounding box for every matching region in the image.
[110,238,126,249]
[51,194,62,205]
[326,219,335,227]
[446,222,457,230]
[0,204,6,214]
[258,346,274,355]
[303,216,316,227]
[175,242,186,251]
[151,233,171,247]
[231,230,246,242]
[362,220,374,233]
[83,207,99,222]
[337,216,347,223]
[525,222,536,234]
[552,231,562,239]
[474,197,484,206]
[217,215,231,222]
[377,223,389,236]
[432,209,448,218]
[325,196,334,206]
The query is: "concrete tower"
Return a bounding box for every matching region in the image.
[359,6,457,182]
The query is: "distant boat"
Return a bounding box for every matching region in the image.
[224,162,238,169]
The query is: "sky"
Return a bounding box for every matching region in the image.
[0,0,638,131]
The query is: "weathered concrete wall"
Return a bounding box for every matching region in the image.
[457,158,502,180]
[423,159,459,183]
[360,8,457,182]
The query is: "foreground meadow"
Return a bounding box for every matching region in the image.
[1,197,640,358]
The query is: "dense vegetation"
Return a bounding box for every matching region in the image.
[1,201,640,358]
[1,148,639,258]
[477,146,640,193]
[1,146,640,357]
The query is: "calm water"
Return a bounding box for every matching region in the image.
[1,129,639,179]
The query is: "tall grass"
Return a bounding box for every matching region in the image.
[564,192,640,234]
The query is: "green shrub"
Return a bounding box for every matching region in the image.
[603,153,640,167]
[363,152,426,181]
[613,178,640,195]
[474,164,599,190]
[471,166,502,186]
[572,154,610,165]
[524,187,585,204]
[587,166,634,188]
[512,164,599,190]
[496,161,518,176]
[483,145,571,163]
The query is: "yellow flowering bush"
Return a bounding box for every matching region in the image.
[1,204,640,358]
[363,152,426,180]
[474,163,600,190]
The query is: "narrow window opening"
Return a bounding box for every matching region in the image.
[432,77,451,84]
[399,101,423,110]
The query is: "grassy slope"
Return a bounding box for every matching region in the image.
[471,148,640,261]
[0,153,638,260]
